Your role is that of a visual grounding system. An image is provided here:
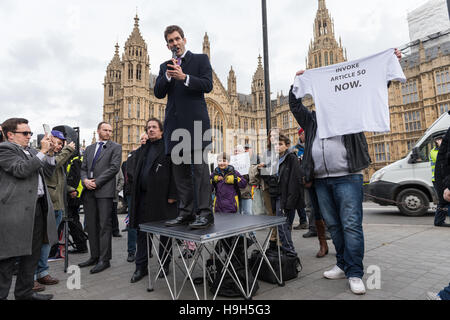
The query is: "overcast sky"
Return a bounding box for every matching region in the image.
[0,0,433,144]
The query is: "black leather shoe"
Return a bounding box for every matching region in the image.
[130,268,148,283]
[165,215,195,227]
[189,215,214,229]
[78,257,99,268]
[16,292,54,300]
[90,261,110,274]
[302,230,318,238]
[112,232,122,237]
[127,253,136,263]
[69,248,88,254]
[158,265,170,279]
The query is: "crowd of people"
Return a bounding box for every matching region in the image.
[1,25,449,301]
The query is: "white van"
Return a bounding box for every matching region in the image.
[367,111,450,216]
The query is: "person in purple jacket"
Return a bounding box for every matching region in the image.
[210,153,247,213]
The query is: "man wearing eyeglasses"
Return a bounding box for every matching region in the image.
[0,118,58,300]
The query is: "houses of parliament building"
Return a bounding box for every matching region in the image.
[102,0,450,181]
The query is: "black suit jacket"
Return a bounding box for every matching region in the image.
[154,50,213,155]
[129,138,178,227]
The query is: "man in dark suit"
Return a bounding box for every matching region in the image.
[154,25,214,229]
[79,122,122,273]
[129,118,178,283]
[0,118,58,300]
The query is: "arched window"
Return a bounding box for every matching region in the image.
[314,55,318,68]
[128,127,131,143]
[318,53,322,67]
[330,52,334,64]
[259,94,263,107]
[108,84,113,97]
[325,52,329,66]
[128,63,133,80]
[136,64,142,81]
[128,100,132,118]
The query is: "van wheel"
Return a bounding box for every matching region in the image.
[396,188,429,216]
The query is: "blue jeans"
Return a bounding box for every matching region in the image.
[433,183,450,226]
[314,174,364,279]
[240,199,253,215]
[35,210,63,279]
[439,283,450,300]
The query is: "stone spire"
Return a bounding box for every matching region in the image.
[318,0,326,10]
[203,32,211,60]
[307,0,346,69]
[252,55,265,111]
[228,66,236,97]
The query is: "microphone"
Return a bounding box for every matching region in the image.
[171,47,178,59]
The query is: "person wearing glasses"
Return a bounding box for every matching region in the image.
[0,118,58,300]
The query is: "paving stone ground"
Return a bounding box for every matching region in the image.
[7,204,450,300]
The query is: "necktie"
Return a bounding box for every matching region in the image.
[91,142,104,174]
[177,57,182,66]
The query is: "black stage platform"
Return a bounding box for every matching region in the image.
[139,213,286,300]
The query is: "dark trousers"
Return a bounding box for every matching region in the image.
[433,182,450,226]
[135,230,172,269]
[172,157,212,218]
[67,204,87,250]
[295,207,307,225]
[83,191,113,262]
[270,197,296,255]
[307,186,325,232]
[111,202,119,234]
[0,197,45,300]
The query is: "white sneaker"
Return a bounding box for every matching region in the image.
[323,265,346,279]
[349,277,366,295]
[426,292,442,300]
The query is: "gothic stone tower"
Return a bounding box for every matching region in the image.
[307,0,347,69]
[103,15,151,160]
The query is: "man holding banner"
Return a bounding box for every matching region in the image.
[289,48,403,295]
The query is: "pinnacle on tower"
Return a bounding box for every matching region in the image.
[203,32,211,60]
[318,0,326,10]
[134,14,139,28]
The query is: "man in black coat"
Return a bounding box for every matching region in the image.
[129,118,178,283]
[154,25,214,229]
[433,126,450,227]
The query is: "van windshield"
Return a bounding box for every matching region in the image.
[417,138,433,163]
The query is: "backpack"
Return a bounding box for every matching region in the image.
[249,249,302,284]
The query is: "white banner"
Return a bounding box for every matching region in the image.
[229,152,250,175]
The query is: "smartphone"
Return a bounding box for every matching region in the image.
[43,124,51,135]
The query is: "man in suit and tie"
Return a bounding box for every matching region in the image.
[154,25,214,229]
[79,122,122,273]
[0,118,58,300]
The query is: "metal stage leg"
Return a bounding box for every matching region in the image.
[244,235,250,300]
[63,218,69,273]
[147,233,154,292]
[212,237,246,300]
[277,226,284,286]
[203,247,207,300]
[250,229,284,286]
